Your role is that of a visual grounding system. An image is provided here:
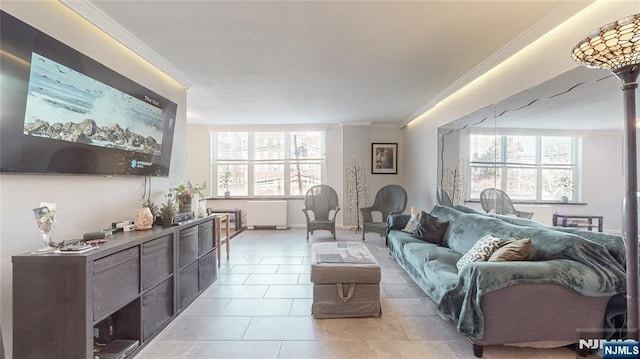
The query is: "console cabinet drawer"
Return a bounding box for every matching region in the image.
[199,249,217,290]
[198,220,214,255]
[142,234,174,290]
[179,261,199,309]
[93,247,140,320]
[142,278,173,340]
[178,226,198,268]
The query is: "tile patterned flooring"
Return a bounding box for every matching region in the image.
[136,228,597,359]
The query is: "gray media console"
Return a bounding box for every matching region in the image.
[12,215,218,359]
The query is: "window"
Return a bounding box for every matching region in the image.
[468,132,580,202]
[212,131,325,197]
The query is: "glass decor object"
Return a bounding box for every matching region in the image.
[32,206,60,254]
[572,13,640,339]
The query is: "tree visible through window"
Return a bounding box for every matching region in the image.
[212,131,325,197]
[468,133,579,202]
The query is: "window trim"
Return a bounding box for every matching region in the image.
[465,130,582,202]
[211,130,326,198]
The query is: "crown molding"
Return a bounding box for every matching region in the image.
[401,1,591,127]
[60,0,195,88]
[339,121,372,127]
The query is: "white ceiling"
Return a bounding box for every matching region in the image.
[63,1,590,127]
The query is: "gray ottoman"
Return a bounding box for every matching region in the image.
[310,242,381,319]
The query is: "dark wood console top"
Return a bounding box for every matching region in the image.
[13,215,216,262]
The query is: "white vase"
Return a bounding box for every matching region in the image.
[197,200,205,218]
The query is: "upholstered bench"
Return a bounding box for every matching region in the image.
[309,242,381,318]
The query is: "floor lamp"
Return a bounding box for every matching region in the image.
[572,13,640,340]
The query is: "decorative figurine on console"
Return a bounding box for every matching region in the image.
[134,206,154,230]
[32,202,61,254]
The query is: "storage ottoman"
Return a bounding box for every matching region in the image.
[310,242,381,319]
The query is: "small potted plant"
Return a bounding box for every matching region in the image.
[142,199,159,218]
[219,171,231,198]
[174,180,207,213]
[142,199,160,225]
[558,176,573,202]
[159,192,177,228]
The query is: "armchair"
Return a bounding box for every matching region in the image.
[479,188,534,219]
[360,185,407,241]
[302,185,340,241]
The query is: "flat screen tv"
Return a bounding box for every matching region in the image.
[0,11,177,177]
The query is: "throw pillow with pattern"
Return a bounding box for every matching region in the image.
[456,234,503,271]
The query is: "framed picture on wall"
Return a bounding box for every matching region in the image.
[371,143,397,174]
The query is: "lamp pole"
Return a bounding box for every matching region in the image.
[572,13,640,340]
[616,65,640,339]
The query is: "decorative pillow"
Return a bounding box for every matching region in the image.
[456,234,503,271]
[488,238,532,262]
[411,211,449,245]
[403,206,422,233]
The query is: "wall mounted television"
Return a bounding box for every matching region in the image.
[0,11,177,177]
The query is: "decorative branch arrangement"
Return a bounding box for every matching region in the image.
[443,159,466,205]
[345,159,367,230]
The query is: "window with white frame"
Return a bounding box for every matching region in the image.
[468,132,581,202]
[212,131,325,197]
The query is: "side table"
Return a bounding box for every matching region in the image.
[552,214,603,232]
[208,209,243,231]
[215,213,231,267]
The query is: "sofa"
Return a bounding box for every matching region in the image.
[386,204,627,357]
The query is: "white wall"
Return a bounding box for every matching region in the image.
[341,125,370,227]
[0,3,188,357]
[580,131,625,232]
[402,1,639,220]
[339,124,404,227]
[368,125,404,204]
[187,124,403,229]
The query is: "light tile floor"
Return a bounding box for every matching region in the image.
[136,228,598,359]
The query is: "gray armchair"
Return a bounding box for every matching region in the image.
[302,185,340,241]
[479,188,534,219]
[360,185,407,241]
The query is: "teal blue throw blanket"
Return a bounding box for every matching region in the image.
[388,205,627,339]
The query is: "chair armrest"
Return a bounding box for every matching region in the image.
[301,207,312,223]
[387,213,411,232]
[328,207,341,221]
[359,206,379,223]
